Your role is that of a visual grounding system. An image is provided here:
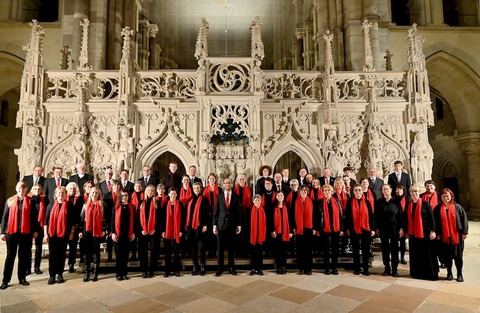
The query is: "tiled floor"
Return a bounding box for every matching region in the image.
[1,222,480,312]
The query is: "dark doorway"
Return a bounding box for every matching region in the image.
[152,152,185,182]
[273,151,308,177]
[443,176,460,203]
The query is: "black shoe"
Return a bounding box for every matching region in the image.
[305,270,312,275]
[457,275,464,282]
[354,270,361,275]
[116,275,124,281]
[200,265,205,276]
[215,270,223,277]
[257,270,264,276]
[228,268,237,276]
[57,275,65,284]
[362,271,371,276]
[123,276,129,280]
[48,277,56,285]
[174,271,181,277]
[69,264,75,273]
[281,267,287,274]
[26,269,31,275]
[92,273,98,282]
[383,270,391,276]
[163,272,169,278]
[392,272,400,277]
[34,267,43,275]
[324,269,331,275]
[142,272,148,278]
[400,258,407,265]
[148,271,154,278]
[298,270,304,275]
[83,271,90,282]
[332,269,338,275]
[249,270,256,276]
[0,282,8,290]
[446,274,453,281]
[19,279,30,286]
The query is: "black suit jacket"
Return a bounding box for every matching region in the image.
[281,179,291,194]
[139,176,160,190]
[189,176,203,186]
[213,191,241,231]
[319,176,335,187]
[43,177,69,205]
[22,175,46,192]
[120,181,135,194]
[69,173,94,195]
[368,177,384,200]
[387,172,411,200]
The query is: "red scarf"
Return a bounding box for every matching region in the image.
[261,192,276,207]
[186,196,203,229]
[335,190,348,209]
[309,188,324,200]
[440,203,459,245]
[112,192,118,205]
[156,194,168,208]
[250,205,266,245]
[114,203,134,238]
[83,193,89,203]
[346,185,351,194]
[323,198,341,233]
[131,192,144,211]
[234,185,252,212]
[422,191,438,210]
[407,199,424,238]
[203,185,219,211]
[37,195,46,227]
[399,196,406,211]
[352,198,370,234]
[6,196,31,234]
[85,201,103,237]
[140,198,156,234]
[69,195,79,205]
[285,191,297,208]
[274,203,290,241]
[180,186,192,207]
[364,189,375,212]
[165,201,182,243]
[294,196,313,235]
[48,200,68,238]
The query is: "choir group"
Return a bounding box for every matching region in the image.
[0,161,468,290]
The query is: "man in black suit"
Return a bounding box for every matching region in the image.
[43,167,69,205]
[343,166,357,191]
[281,168,291,194]
[119,169,134,194]
[319,167,335,186]
[368,167,384,200]
[69,163,94,195]
[161,162,181,190]
[213,177,241,276]
[188,165,202,186]
[22,165,46,191]
[297,168,308,186]
[273,172,284,193]
[99,168,115,261]
[139,165,160,189]
[387,160,411,200]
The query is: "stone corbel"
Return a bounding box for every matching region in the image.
[457,133,480,154]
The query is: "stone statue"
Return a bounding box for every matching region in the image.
[411,132,433,184]
[115,126,134,172]
[323,127,337,164]
[72,132,86,165]
[24,126,43,171]
[369,130,384,169]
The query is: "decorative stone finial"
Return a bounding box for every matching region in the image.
[194,17,209,60]
[250,16,265,61]
[362,19,375,72]
[77,19,92,71]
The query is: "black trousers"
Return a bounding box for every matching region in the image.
[351,230,372,272]
[83,232,102,270]
[68,230,79,265]
[250,243,263,271]
[380,234,399,273]
[138,233,160,273]
[296,229,313,272]
[272,236,289,270]
[399,236,406,259]
[114,237,130,276]
[322,232,341,270]
[217,228,238,270]
[29,229,44,269]
[164,238,181,273]
[2,233,31,283]
[187,228,206,267]
[48,235,68,277]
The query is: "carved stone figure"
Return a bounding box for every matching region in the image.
[72,132,86,165]
[411,132,433,184]
[115,126,134,173]
[24,126,43,171]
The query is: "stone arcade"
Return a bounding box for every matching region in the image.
[14,17,434,192]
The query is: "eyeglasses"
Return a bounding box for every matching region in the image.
[120,194,129,197]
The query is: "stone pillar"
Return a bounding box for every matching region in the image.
[296,27,304,70]
[429,0,445,25]
[457,133,480,220]
[106,0,124,69]
[71,0,89,68]
[89,0,108,69]
[148,24,159,70]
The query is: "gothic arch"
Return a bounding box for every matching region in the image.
[0,52,24,97]
[134,133,195,179]
[426,51,480,134]
[264,137,322,174]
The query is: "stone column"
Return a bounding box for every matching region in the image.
[71,0,90,68]
[457,133,480,220]
[296,27,304,70]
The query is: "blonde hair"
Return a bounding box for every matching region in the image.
[7,181,28,207]
[81,186,105,218]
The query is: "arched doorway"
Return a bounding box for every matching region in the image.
[152,151,186,182]
[273,151,308,177]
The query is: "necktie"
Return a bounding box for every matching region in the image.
[107,180,111,191]
[226,192,230,209]
[277,184,281,190]
[397,173,401,182]
[56,179,60,188]
[372,178,376,185]
[34,177,38,186]
[123,181,126,188]
[191,177,194,185]
[145,177,148,186]
[325,179,329,185]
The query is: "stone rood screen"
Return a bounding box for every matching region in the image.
[15,18,434,187]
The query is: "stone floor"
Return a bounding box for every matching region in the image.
[1,222,480,313]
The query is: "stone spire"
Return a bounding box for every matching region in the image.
[250,16,265,61]
[77,19,92,71]
[362,19,375,72]
[60,44,71,70]
[323,30,338,124]
[118,26,135,126]
[194,17,209,60]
